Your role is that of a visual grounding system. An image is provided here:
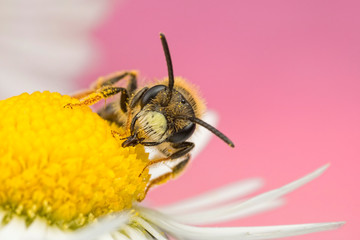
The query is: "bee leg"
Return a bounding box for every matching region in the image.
[105,72,137,113]
[139,142,194,176]
[126,72,138,94]
[169,142,195,159]
[119,88,130,112]
[64,87,128,108]
[96,72,138,121]
[94,70,138,89]
[123,87,149,129]
[71,71,138,99]
[138,155,191,201]
[70,89,95,100]
[129,87,149,108]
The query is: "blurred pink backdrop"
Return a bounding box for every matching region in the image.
[79,1,359,239]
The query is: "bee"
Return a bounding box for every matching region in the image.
[66,33,234,195]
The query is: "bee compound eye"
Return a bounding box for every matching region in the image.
[140,85,167,108]
[167,122,196,143]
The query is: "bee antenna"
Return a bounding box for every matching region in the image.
[179,116,235,147]
[160,33,174,103]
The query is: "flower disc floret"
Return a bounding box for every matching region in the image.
[0,91,150,229]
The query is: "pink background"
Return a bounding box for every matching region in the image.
[79,1,359,239]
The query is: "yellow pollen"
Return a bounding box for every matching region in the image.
[0,91,150,230]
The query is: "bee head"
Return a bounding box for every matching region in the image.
[131,33,234,147]
[137,33,196,143]
[139,84,197,143]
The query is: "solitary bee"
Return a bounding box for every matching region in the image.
[67,33,234,193]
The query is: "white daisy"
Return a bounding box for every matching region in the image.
[0,162,343,240]
[0,94,344,240]
[56,163,344,240]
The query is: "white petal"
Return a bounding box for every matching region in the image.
[122,225,149,240]
[154,164,330,226]
[0,216,28,240]
[0,67,74,99]
[189,110,219,159]
[0,0,114,99]
[111,232,131,240]
[157,164,329,219]
[133,216,167,240]
[172,164,329,225]
[0,213,129,240]
[0,35,94,80]
[158,178,263,214]
[145,164,338,234]
[141,208,344,240]
[55,212,131,240]
[1,0,110,30]
[21,220,48,240]
[202,164,330,218]
[97,234,117,240]
[168,199,285,225]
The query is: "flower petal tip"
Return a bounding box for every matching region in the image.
[312,163,330,178]
[333,221,346,228]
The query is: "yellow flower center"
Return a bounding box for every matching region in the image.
[0,91,150,230]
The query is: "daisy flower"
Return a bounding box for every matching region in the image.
[0,91,344,240]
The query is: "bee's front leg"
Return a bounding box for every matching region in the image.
[71,71,137,100]
[168,141,195,159]
[65,71,136,108]
[138,141,194,176]
[65,87,128,108]
[138,155,191,201]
